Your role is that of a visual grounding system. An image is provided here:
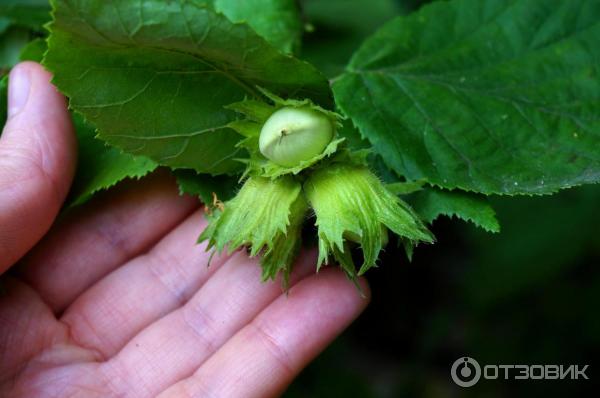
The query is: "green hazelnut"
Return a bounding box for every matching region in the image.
[259,106,334,167]
[198,175,308,284]
[304,164,434,275]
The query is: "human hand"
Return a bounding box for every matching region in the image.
[0,62,369,398]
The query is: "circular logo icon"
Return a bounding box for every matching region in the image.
[451,357,481,387]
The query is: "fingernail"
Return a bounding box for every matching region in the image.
[8,66,31,118]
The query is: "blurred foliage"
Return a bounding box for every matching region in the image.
[0,0,51,32]
[0,0,49,73]
[300,0,434,77]
[286,186,599,397]
[300,0,402,77]
[0,27,31,69]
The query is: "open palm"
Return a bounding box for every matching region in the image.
[0,63,368,398]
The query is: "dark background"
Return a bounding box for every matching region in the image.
[285,184,600,397]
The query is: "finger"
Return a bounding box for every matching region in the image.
[0,277,67,379]
[99,251,317,397]
[158,269,369,398]
[19,171,198,312]
[0,62,76,273]
[60,210,229,358]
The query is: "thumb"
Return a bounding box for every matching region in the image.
[0,62,76,273]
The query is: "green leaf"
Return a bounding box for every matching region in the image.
[44,0,331,175]
[19,37,47,62]
[411,188,500,233]
[174,169,238,205]
[68,113,157,206]
[337,120,370,151]
[333,0,600,195]
[214,0,302,54]
[3,37,155,207]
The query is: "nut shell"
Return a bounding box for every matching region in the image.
[259,106,334,167]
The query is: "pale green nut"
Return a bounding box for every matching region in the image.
[259,106,334,167]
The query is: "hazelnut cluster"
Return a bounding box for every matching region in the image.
[199,91,433,286]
